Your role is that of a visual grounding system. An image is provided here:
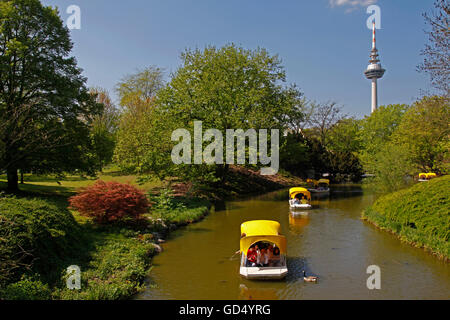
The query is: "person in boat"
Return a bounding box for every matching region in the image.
[301,196,309,205]
[255,245,262,267]
[267,246,273,265]
[270,247,281,267]
[261,248,270,267]
[247,246,257,267]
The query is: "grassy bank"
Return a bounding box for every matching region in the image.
[0,167,298,300]
[0,193,157,300]
[362,175,450,261]
[0,192,211,300]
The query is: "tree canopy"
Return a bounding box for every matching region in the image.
[115,44,303,184]
[0,0,101,191]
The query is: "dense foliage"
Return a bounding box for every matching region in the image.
[363,176,450,259]
[149,191,211,225]
[57,238,155,300]
[89,88,119,171]
[0,0,102,191]
[115,44,303,184]
[358,97,449,192]
[0,195,83,286]
[69,181,150,224]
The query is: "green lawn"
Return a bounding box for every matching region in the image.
[0,167,165,197]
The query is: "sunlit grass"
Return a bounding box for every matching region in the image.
[0,167,165,197]
[363,175,450,260]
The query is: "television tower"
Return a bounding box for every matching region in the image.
[364,22,385,113]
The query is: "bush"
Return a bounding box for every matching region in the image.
[69,181,150,224]
[1,276,52,300]
[148,188,186,211]
[57,238,155,300]
[0,195,83,285]
[151,196,210,225]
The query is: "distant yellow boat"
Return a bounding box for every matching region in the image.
[419,173,437,182]
[239,221,288,280]
[289,187,312,209]
[309,179,330,194]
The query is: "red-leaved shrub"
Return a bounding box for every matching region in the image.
[69,181,150,224]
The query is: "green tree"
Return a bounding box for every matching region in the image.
[155,44,302,183]
[358,104,411,191]
[90,88,119,170]
[0,0,101,192]
[364,143,413,193]
[114,97,172,176]
[327,118,362,154]
[116,66,165,107]
[279,134,310,177]
[358,104,409,167]
[393,96,449,174]
[114,67,172,178]
[323,118,363,181]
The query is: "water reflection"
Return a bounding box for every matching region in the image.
[289,213,310,233]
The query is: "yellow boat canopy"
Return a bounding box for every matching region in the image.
[241,220,281,236]
[419,173,437,179]
[318,179,330,185]
[240,221,287,254]
[289,187,311,200]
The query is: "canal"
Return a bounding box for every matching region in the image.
[136,186,450,300]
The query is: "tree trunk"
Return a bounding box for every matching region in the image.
[7,168,19,193]
[20,170,24,184]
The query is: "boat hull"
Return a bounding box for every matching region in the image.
[309,188,330,194]
[290,203,312,210]
[240,267,288,280]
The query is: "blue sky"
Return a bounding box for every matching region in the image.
[42,0,435,118]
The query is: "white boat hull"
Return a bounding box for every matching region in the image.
[290,203,312,210]
[289,200,312,210]
[309,188,330,194]
[240,267,288,280]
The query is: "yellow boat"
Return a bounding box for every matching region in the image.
[239,221,288,280]
[289,187,312,209]
[419,173,437,182]
[309,179,330,193]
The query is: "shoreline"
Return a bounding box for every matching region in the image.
[361,216,449,263]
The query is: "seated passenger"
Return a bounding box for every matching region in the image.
[261,248,270,267]
[255,245,262,267]
[270,247,281,267]
[247,247,257,267]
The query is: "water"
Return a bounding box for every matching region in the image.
[136,186,450,300]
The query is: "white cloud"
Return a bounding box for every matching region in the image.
[329,0,378,12]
